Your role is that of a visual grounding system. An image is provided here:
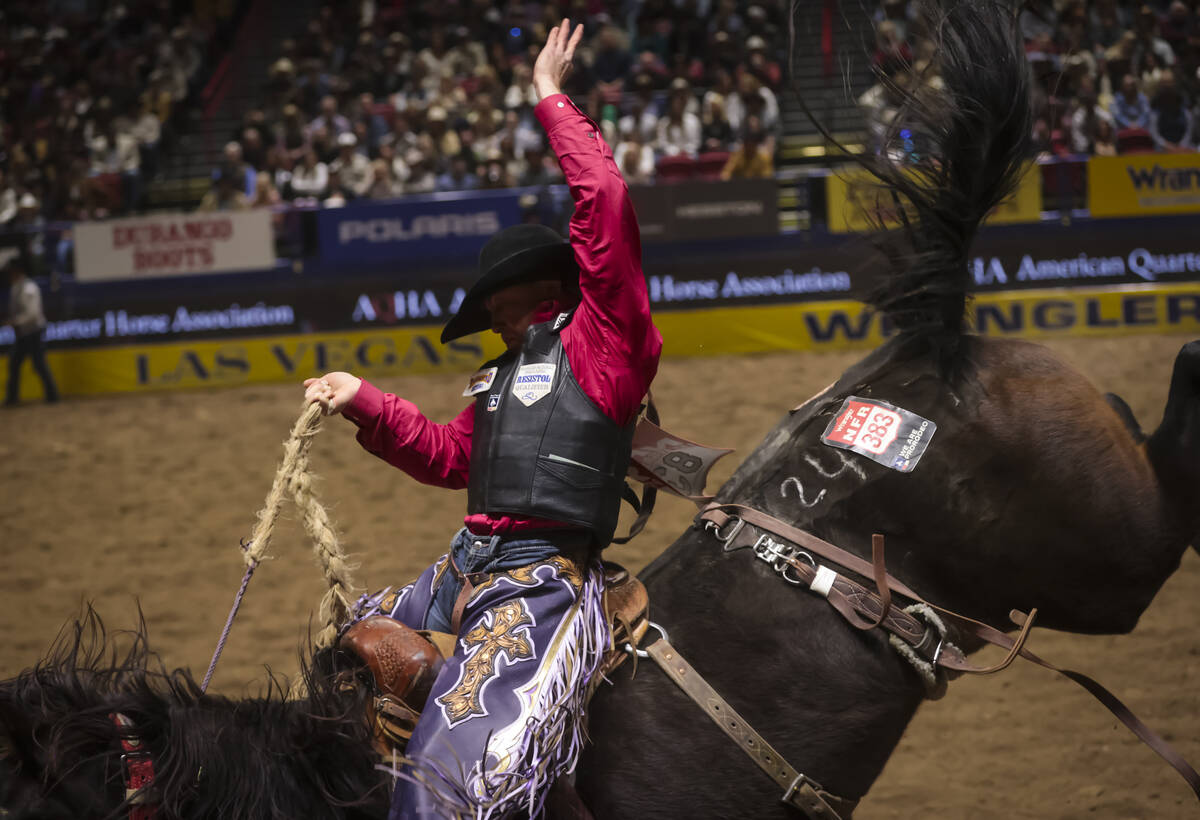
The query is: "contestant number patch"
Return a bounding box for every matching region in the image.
[821,397,936,472]
[462,367,497,397]
[512,363,556,406]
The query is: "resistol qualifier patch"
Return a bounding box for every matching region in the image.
[512,363,556,407]
[821,396,936,472]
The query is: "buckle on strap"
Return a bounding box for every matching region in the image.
[623,620,668,659]
[782,773,844,819]
[705,514,745,548]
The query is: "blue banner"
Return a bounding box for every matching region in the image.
[316,188,530,264]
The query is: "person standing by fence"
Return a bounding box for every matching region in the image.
[4,258,59,406]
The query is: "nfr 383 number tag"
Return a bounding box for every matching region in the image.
[821,396,936,473]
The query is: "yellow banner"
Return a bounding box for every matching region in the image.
[4,284,1198,399]
[825,163,1041,233]
[659,282,1200,357]
[3,326,505,401]
[1088,153,1200,218]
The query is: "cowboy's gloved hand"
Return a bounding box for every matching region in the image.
[533,18,584,100]
[303,371,362,416]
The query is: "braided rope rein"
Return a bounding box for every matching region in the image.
[201,401,359,693]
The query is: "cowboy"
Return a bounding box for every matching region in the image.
[303,19,661,819]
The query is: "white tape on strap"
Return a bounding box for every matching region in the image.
[810,566,837,598]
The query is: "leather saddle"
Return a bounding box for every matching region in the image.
[339,561,649,755]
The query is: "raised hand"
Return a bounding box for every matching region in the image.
[532,18,584,101]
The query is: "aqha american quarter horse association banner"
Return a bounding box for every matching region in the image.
[74,210,276,282]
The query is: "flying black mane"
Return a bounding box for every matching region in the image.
[0,609,388,819]
[794,0,1034,376]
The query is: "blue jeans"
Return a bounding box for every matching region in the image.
[423,529,566,633]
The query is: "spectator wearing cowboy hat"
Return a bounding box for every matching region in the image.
[303,19,661,818]
[745,35,782,88]
[329,132,374,199]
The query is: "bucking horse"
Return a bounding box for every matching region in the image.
[3,1,1200,817]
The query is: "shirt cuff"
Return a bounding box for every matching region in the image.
[534,93,583,132]
[343,378,383,425]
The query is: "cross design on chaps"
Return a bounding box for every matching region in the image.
[438,600,536,726]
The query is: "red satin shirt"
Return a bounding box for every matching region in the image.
[344,93,662,535]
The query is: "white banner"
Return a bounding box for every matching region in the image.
[74,209,275,282]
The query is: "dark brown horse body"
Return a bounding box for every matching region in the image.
[576,334,1200,817]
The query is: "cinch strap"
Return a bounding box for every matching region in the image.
[645,639,857,819]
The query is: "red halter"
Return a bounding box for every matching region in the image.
[109,712,157,820]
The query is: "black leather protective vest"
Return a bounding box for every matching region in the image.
[466,312,636,546]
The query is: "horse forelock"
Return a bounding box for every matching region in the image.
[0,610,389,820]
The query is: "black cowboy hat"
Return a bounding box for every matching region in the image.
[440,224,579,343]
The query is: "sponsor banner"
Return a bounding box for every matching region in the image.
[969,284,1200,338]
[316,190,522,263]
[0,275,472,350]
[826,163,1042,233]
[1088,153,1200,218]
[3,325,503,400]
[73,210,275,281]
[655,282,1200,358]
[645,259,855,308]
[7,215,1200,353]
[630,178,778,241]
[7,283,1195,399]
[969,215,1200,290]
[0,296,311,351]
[0,252,859,350]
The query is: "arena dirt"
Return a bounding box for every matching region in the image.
[2,333,1197,818]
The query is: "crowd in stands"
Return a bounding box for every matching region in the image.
[0,1,239,228]
[7,0,1200,234]
[859,0,1200,156]
[200,0,787,210]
